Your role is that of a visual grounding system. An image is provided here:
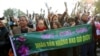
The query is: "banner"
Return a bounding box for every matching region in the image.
[12,24,92,55]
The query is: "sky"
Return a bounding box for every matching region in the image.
[0,0,79,17]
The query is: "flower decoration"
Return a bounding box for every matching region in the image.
[18,45,29,56]
[15,36,30,56]
[17,36,26,42]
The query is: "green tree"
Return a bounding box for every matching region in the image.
[4,8,14,17]
[94,0,100,14]
[3,8,26,17]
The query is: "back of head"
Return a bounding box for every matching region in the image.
[68,17,75,23]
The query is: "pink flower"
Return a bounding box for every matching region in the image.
[18,36,26,42]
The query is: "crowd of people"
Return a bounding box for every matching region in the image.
[0,10,100,56]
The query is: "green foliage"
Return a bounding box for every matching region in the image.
[4,8,14,17]
[3,8,26,17]
[95,0,100,14]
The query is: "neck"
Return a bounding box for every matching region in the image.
[21,26,27,30]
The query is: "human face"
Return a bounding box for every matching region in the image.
[82,14,88,22]
[19,17,28,27]
[0,20,4,27]
[52,23,58,29]
[52,16,58,22]
[37,20,45,29]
